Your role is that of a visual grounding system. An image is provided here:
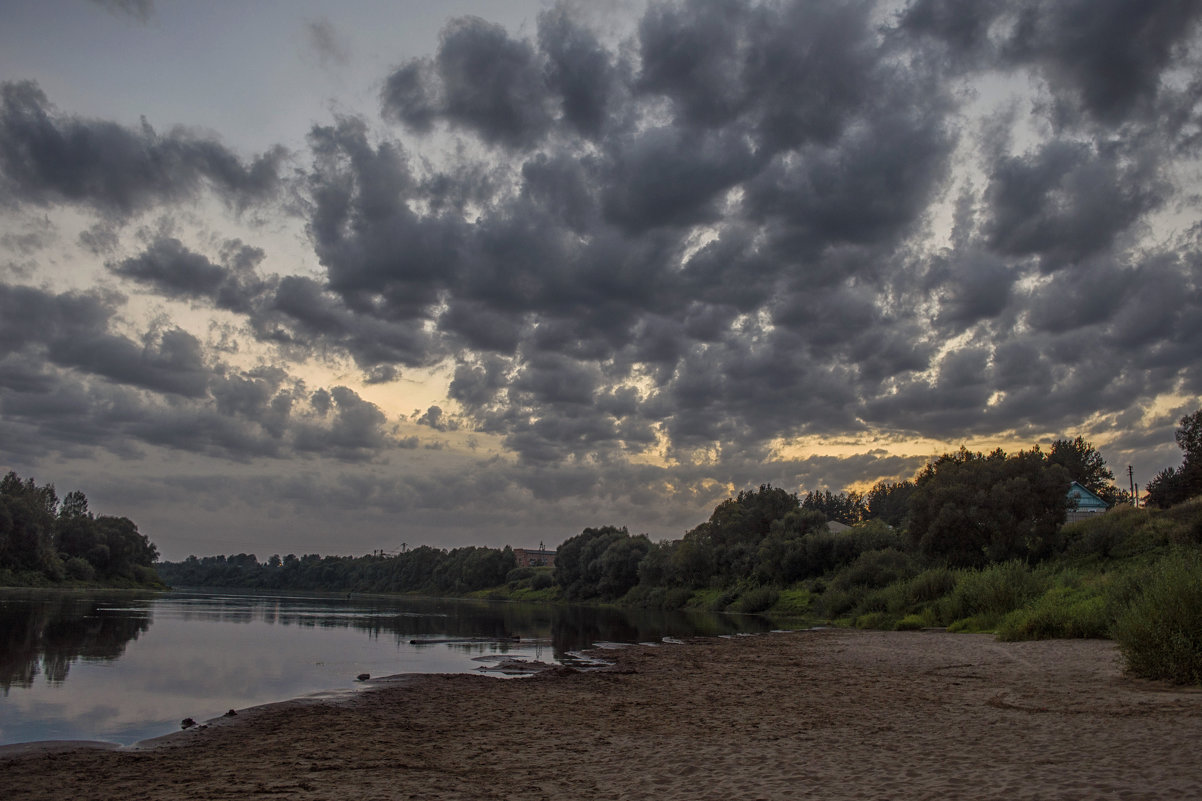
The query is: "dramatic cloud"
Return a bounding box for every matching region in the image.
[2,0,1200,557]
[0,81,284,219]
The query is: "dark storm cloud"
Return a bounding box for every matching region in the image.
[537,6,619,139]
[12,0,1200,519]
[341,0,1200,468]
[900,0,1202,128]
[636,0,880,150]
[382,16,552,148]
[601,126,763,232]
[0,81,284,218]
[983,140,1166,268]
[997,0,1202,127]
[110,236,268,314]
[0,281,404,463]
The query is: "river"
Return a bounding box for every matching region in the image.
[0,587,789,747]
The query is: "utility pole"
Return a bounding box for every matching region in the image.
[1128,465,1136,507]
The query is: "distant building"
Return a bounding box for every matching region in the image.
[1066,481,1110,523]
[513,548,556,568]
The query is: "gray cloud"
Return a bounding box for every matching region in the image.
[306,18,350,68]
[382,16,553,148]
[0,81,284,219]
[110,236,268,314]
[7,1,1202,554]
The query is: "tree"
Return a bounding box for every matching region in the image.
[863,481,915,527]
[1146,408,1202,508]
[800,489,865,524]
[908,447,1071,567]
[1047,437,1117,501]
[673,485,801,587]
[0,472,63,578]
[554,526,650,600]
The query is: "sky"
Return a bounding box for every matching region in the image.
[2,0,1201,561]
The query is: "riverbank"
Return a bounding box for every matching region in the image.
[3,629,1201,800]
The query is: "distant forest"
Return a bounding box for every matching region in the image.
[0,472,162,588]
[154,429,1193,603]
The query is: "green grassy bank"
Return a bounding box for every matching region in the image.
[487,499,1202,685]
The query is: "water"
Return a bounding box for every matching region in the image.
[0,588,785,747]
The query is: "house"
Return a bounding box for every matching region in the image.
[513,548,556,568]
[1066,481,1109,523]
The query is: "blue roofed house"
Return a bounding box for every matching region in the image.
[1066,481,1110,523]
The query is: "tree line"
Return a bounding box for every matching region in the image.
[155,545,518,595]
[553,434,1162,604]
[154,416,1202,602]
[0,472,161,587]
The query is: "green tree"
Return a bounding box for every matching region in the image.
[908,447,1071,567]
[800,489,865,524]
[1146,409,1202,508]
[554,526,650,600]
[1048,436,1118,502]
[0,472,64,578]
[863,480,915,527]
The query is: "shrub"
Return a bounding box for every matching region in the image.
[996,587,1110,641]
[832,548,917,591]
[855,611,890,629]
[1110,549,1202,685]
[64,556,96,582]
[815,587,858,619]
[938,560,1047,627]
[894,612,931,631]
[733,586,780,614]
[709,588,739,612]
[506,566,536,583]
[529,571,554,591]
[879,567,958,614]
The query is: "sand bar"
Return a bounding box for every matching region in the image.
[3,629,1201,800]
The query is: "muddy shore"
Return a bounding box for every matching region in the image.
[3,629,1201,800]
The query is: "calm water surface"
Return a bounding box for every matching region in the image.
[0,588,782,746]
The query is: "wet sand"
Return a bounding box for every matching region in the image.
[3,629,1201,800]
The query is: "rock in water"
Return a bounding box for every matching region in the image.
[181,718,196,729]
[357,673,370,681]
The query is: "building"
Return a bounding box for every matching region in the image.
[1066,481,1110,523]
[513,548,556,568]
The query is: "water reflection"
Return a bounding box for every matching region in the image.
[0,588,787,747]
[0,591,153,692]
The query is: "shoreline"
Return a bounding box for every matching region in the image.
[3,629,1202,800]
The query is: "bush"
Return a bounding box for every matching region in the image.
[506,566,536,583]
[529,571,554,591]
[709,588,739,612]
[733,586,780,614]
[64,556,96,581]
[996,587,1110,641]
[1110,549,1202,685]
[938,560,1047,628]
[894,612,932,631]
[832,548,917,591]
[875,567,958,615]
[815,587,858,619]
[855,611,890,629]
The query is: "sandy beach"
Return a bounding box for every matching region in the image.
[3,629,1201,800]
